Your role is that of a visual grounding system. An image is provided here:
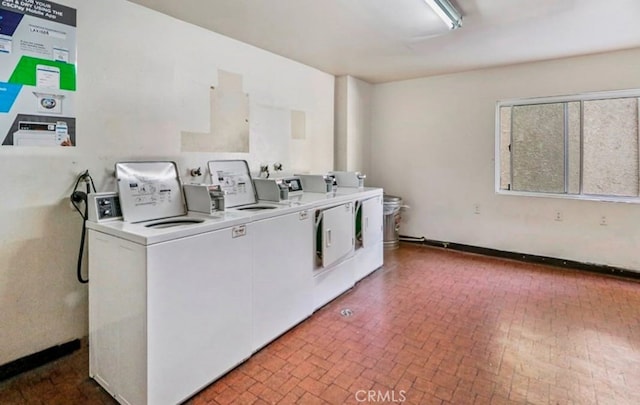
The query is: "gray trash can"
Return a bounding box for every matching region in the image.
[383,195,402,249]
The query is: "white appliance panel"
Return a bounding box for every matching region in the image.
[115,161,185,223]
[146,225,252,405]
[313,256,354,311]
[354,241,383,283]
[88,231,147,405]
[354,195,384,282]
[251,210,313,351]
[320,203,354,268]
[207,159,257,208]
[361,196,383,248]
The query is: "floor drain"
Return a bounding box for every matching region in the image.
[340,308,354,317]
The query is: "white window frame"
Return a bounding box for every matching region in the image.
[495,88,640,203]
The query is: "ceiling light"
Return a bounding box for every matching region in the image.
[423,0,462,30]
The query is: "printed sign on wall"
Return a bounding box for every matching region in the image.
[0,0,76,147]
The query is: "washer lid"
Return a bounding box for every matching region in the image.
[115,161,186,223]
[207,159,258,208]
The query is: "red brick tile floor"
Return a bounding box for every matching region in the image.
[2,244,640,404]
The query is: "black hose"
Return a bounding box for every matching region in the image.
[76,202,89,284]
[70,170,93,284]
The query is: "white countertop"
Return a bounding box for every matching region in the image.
[87,187,383,245]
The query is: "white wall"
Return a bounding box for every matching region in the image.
[370,48,640,271]
[334,75,372,173]
[0,0,334,365]
[335,76,348,170]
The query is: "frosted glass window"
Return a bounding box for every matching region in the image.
[497,90,640,201]
[499,106,511,190]
[511,103,565,193]
[583,98,639,197]
[567,102,581,194]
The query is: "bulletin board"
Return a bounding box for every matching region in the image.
[0,0,77,147]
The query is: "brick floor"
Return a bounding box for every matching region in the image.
[2,244,640,404]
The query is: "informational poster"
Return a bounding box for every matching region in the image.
[0,0,76,147]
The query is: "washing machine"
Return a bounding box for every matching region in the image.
[207,160,304,219]
[206,160,315,352]
[87,161,254,405]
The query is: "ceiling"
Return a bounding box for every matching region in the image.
[128,0,640,83]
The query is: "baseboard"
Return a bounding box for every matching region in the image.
[0,339,81,382]
[402,237,640,281]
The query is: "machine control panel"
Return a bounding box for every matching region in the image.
[254,176,303,202]
[329,171,366,188]
[295,174,334,193]
[88,192,122,222]
[184,184,225,214]
[282,177,303,194]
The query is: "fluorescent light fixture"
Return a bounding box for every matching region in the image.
[424,0,462,30]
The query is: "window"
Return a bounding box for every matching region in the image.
[496,89,640,201]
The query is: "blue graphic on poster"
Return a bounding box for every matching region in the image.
[0,8,24,40]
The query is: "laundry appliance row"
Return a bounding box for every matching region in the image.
[86,160,383,405]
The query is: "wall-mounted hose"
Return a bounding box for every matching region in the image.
[70,170,96,284]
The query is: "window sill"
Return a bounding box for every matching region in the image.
[496,189,640,204]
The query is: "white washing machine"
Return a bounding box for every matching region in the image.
[88,161,254,405]
[206,160,315,352]
[207,160,304,219]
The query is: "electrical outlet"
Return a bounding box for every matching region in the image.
[554,211,562,222]
[474,204,480,214]
[600,216,607,226]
